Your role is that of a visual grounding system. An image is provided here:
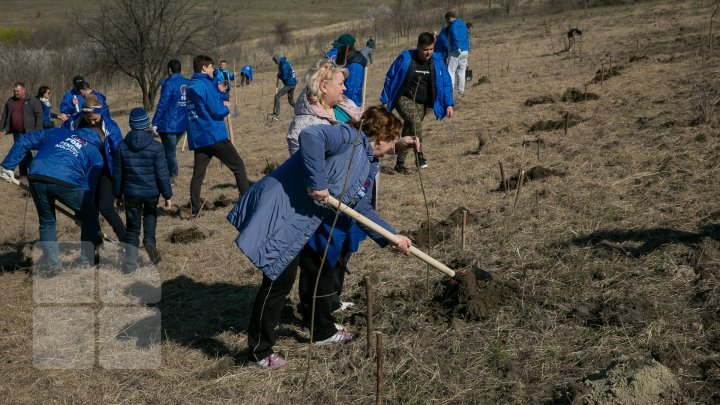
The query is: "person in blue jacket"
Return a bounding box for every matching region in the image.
[445,11,470,96]
[186,55,250,216]
[0,127,104,268]
[331,33,368,107]
[434,26,450,64]
[380,32,455,174]
[113,108,173,274]
[214,60,235,93]
[59,76,110,117]
[240,65,253,86]
[152,59,190,179]
[269,53,297,121]
[36,86,68,128]
[227,106,413,370]
[63,95,127,244]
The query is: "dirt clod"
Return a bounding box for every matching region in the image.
[436,267,519,321]
[474,76,491,85]
[169,226,208,244]
[525,96,555,107]
[528,112,582,133]
[404,207,479,248]
[591,65,624,82]
[499,166,564,190]
[561,87,599,102]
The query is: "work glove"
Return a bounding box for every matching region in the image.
[0,167,16,183]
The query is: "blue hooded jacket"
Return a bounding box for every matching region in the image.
[448,18,470,53]
[434,27,450,61]
[63,112,123,176]
[1,127,104,191]
[380,50,455,120]
[241,65,253,80]
[185,73,230,150]
[227,123,395,280]
[59,89,111,116]
[113,129,172,200]
[277,57,297,87]
[152,73,190,133]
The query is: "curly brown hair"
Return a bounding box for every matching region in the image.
[348,105,402,143]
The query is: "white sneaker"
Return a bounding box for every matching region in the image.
[338,301,355,311]
[313,329,353,346]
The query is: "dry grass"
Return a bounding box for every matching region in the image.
[2,0,720,403]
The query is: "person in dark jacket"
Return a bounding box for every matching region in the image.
[186,55,250,216]
[63,95,127,244]
[1,82,43,177]
[380,32,455,174]
[59,76,110,117]
[0,127,104,268]
[113,108,173,274]
[152,59,190,179]
[36,86,68,129]
[269,53,297,121]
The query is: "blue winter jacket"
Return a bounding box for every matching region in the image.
[63,113,124,176]
[241,65,253,80]
[227,123,396,280]
[186,73,230,150]
[448,18,470,53]
[113,129,172,200]
[380,50,455,120]
[1,127,104,191]
[152,73,190,133]
[434,27,450,61]
[214,68,235,84]
[277,57,297,87]
[344,60,365,106]
[59,89,110,117]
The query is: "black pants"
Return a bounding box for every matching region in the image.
[247,248,338,362]
[190,139,249,213]
[123,196,158,273]
[298,253,349,317]
[12,132,33,176]
[97,172,126,243]
[240,73,251,86]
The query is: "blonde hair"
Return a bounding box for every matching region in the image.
[82,93,101,108]
[302,58,348,104]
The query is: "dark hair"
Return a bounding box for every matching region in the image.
[168,59,182,74]
[193,55,214,73]
[219,59,227,64]
[348,105,402,143]
[36,85,50,98]
[467,22,473,29]
[444,11,456,20]
[13,82,25,88]
[417,32,435,48]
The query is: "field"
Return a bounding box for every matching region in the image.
[2,0,720,403]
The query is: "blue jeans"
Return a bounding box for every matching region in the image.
[123,196,158,273]
[160,132,183,177]
[29,181,98,268]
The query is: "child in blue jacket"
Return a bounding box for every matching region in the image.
[269,53,297,120]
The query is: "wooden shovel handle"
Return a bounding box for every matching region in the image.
[325,195,456,278]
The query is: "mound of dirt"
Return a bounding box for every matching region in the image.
[591,65,624,83]
[528,112,582,133]
[550,357,682,404]
[629,55,648,63]
[474,76,491,86]
[169,226,209,244]
[525,96,555,107]
[561,87,600,102]
[209,194,235,209]
[435,267,519,321]
[262,160,279,175]
[404,207,479,248]
[499,166,564,190]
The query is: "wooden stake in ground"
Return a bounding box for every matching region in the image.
[226,115,235,146]
[536,139,541,160]
[635,39,639,57]
[512,169,525,214]
[499,161,508,192]
[376,332,384,405]
[584,83,588,101]
[461,210,467,250]
[601,62,605,86]
[365,275,374,358]
[181,132,187,152]
[361,65,369,109]
[564,111,569,135]
[233,59,240,117]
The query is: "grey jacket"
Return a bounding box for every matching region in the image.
[1,95,43,133]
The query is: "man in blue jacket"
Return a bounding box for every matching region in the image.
[445,11,470,97]
[59,76,110,117]
[0,127,104,268]
[380,32,455,174]
[186,55,250,216]
[269,53,297,121]
[152,59,190,179]
[434,26,450,65]
[240,65,253,86]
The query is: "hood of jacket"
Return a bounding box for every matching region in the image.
[125,129,154,152]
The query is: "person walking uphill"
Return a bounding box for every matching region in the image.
[152,59,190,180]
[445,11,470,97]
[113,108,173,274]
[269,53,297,121]
[380,32,454,174]
[0,82,43,177]
[227,106,413,370]
[186,55,250,216]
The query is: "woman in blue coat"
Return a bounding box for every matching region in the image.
[227,106,412,369]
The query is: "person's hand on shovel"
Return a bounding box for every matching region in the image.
[391,235,412,255]
[394,136,420,154]
[308,188,330,204]
[0,167,16,184]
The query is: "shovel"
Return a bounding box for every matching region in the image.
[325,195,462,280]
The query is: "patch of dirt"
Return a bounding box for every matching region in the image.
[629,55,649,63]
[561,87,600,102]
[434,267,520,321]
[473,76,491,86]
[262,160,280,175]
[403,207,479,248]
[209,194,235,209]
[528,112,582,133]
[169,226,209,244]
[499,166,564,190]
[0,243,32,272]
[591,65,624,83]
[525,95,555,107]
[549,357,682,404]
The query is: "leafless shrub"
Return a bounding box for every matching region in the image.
[274,20,293,45]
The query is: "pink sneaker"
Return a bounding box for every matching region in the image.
[250,353,287,370]
[313,329,353,346]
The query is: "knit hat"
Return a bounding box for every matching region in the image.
[129,107,151,130]
[73,75,86,90]
[333,33,356,48]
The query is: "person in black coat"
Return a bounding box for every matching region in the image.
[113,108,173,274]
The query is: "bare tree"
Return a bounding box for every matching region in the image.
[76,0,226,110]
[274,20,292,44]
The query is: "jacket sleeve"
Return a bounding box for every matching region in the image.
[1,129,49,170]
[344,64,364,106]
[298,125,344,191]
[32,99,43,129]
[154,143,173,199]
[59,92,76,115]
[152,81,172,127]
[202,85,230,120]
[227,70,235,81]
[380,55,402,105]
[86,148,104,193]
[439,60,455,108]
[112,143,124,197]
